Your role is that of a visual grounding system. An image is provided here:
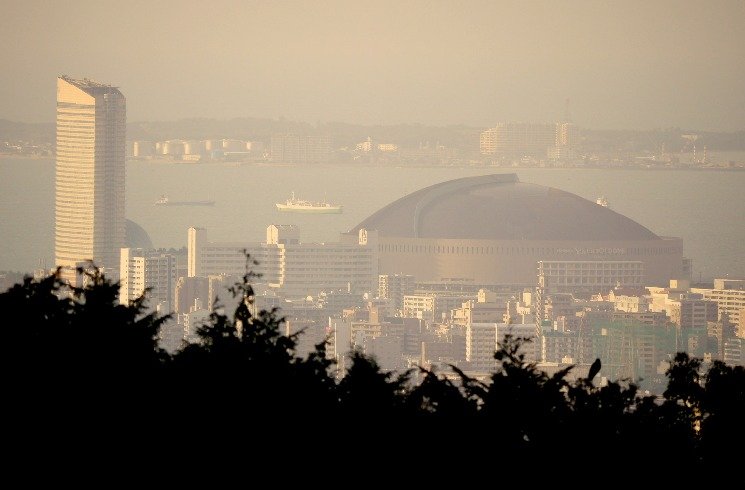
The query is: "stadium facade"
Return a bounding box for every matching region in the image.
[348,174,683,289]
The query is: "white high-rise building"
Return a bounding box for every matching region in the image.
[466,322,540,373]
[120,248,176,312]
[479,122,557,157]
[692,279,745,337]
[187,226,377,298]
[55,76,126,283]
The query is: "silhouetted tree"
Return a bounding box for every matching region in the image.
[2,260,744,484]
[337,350,409,417]
[2,266,168,403]
[405,367,478,417]
[167,258,339,419]
[698,360,745,474]
[461,335,573,449]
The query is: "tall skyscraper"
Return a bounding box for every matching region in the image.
[55,76,126,283]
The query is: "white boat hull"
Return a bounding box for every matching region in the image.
[276,204,343,213]
[276,191,343,213]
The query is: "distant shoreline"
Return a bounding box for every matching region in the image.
[2,154,743,171]
[0,154,51,160]
[127,159,745,171]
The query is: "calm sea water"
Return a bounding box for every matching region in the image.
[1,157,744,281]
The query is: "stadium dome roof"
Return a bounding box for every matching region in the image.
[350,174,659,241]
[125,220,154,249]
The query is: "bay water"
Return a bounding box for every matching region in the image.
[1,157,743,281]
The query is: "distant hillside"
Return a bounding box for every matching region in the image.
[0,119,54,143]
[581,128,745,153]
[126,117,314,143]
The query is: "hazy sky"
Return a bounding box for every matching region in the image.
[2,0,744,130]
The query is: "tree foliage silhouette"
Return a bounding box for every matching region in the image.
[1,260,743,483]
[2,265,168,403]
[167,257,340,418]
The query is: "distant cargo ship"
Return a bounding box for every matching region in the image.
[155,195,215,206]
[276,192,343,213]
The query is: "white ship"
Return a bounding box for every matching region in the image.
[276,192,343,213]
[596,196,609,207]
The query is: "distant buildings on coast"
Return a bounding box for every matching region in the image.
[124,123,744,169]
[132,138,266,162]
[3,116,744,169]
[479,121,579,162]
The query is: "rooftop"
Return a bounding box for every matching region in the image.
[350,174,661,241]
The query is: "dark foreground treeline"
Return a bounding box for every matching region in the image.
[2,266,743,482]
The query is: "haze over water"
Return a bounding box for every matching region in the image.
[1,157,743,281]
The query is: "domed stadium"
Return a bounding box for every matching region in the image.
[125,219,154,250]
[349,174,683,288]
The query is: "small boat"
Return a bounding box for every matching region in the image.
[155,195,169,205]
[276,192,343,213]
[596,196,609,207]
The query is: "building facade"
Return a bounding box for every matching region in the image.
[119,248,176,312]
[378,274,415,313]
[466,323,540,373]
[55,76,126,283]
[480,122,558,158]
[187,226,377,298]
[538,260,645,293]
[270,133,331,164]
[692,279,745,337]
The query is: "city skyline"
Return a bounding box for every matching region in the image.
[2,2,745,457]
[2,75,743,399]
[2,1,745,131]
